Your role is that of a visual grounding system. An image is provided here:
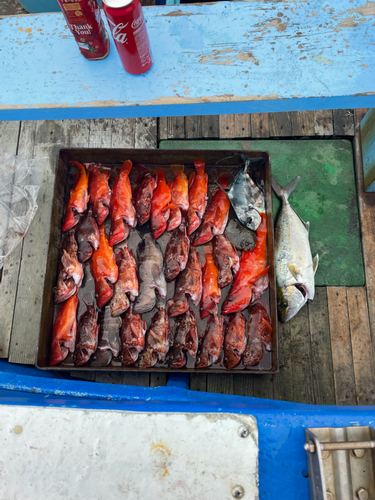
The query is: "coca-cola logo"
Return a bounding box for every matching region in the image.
[108,19,129,44]
[131,14,143,30]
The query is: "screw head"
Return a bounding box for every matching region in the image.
[232,485,245,499]
[238,426,250,438]
[357,488,369,500]
[353,449,365,458]
[321,450,330,459]
[326,491,334,500]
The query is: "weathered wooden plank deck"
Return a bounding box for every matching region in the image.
[0,107,374,406]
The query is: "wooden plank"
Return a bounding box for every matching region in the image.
[289,305,315,404]
[251,113,269,138]
[269,112,292,137]
[272,321,293,402]
[291,111,315,136]
[354,108,369,125]
[207,374,233,394]
[110,118,135,148]
[9,120,68,364]
[150,372,168,388]
[95,372,124,385]
[202,116,220,139]
[308,287,335,405]
[122,372,150,386]
[0,120,21,358]
[70,371,96,382]
[327,287,357,405]
[233,374,253,398]
[135,117,157,148]
[0,0,27,15]
[252,375,274,400]
[347,287,375,405]
[234,114,251,138]
[314,110,333,136]
[190,374,207,392]
[158,117,168,141]
[88,118,113,147]
[185,116,202,139]
[219,115,236,139]
[167,117,185,139]
[333,109,355,136]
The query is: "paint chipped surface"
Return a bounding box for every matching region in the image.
[0,1,374,116]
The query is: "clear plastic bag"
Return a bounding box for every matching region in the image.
[0,148,47,269]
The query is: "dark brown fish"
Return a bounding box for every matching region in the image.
[195,315,224,368]
[120,304,147,366]
[74,302,99,366]
[54,229,83,304]
[75,206,100,263]
[133,170,157,226]
[111,243,138,317]
[138,306,170,368]
[89,305,122,367]
[223,312,246,369]
[134,233,167,314]
[212,233,240,289]
[243,302,272,367]
[164,218,190,283]
[168,246,202,317]
[169,308,198,369]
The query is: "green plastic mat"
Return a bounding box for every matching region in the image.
[160,139,364,286]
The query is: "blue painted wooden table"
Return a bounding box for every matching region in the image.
[0,0,374,120]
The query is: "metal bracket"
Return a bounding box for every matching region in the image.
[305,426,375,500]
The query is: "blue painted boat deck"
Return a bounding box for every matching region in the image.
[0,0,375,120]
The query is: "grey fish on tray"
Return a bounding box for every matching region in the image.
[164,217,190,283]
[225,218,257,252]
[74,300,99,367]
[120,303,147,367]
[75,205,100,263]
[272,176,319,322]
[169,308,198,369]
[138,305,170,368]
[90,305,122,367]
[134,233,167,314]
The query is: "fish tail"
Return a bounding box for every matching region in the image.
[218,173,231,189]
[155,168,166,182]
[272,176,300,203]
[194,159,205,176]
[171,164,184,176]
[120,160,133,177]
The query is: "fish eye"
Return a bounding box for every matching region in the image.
[228,297,233,302]
[248,217,253,223]
[136,299,140,303]
[281,301,288,309]
[224,357,228,363]
[246,351,251,357]
[219,276,222,279]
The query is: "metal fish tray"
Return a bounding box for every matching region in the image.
[37,149,278,374]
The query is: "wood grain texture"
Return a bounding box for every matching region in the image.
[111,118,135,148]
[234,114,251,138]
[308,287,335,405]
[122,372,150,386]
[207,374,233,394]
[269,112,292,137]
[219,115,236,139]
[202,116,220,138]
[158,117,168,141]
[252,375,274,400]
[167,117,185,139]
[327,287,357,405]
[291,111,315,136]
[251,113,269,138]
[272,321,293,402]
[135,117,157,148]
[289,305,315,404]
[9,120,68,364]
[314,110,333,136]
[347,287,375,405]
[333,109,355,136]
[233,374,253,397]
[88,118,112,148]
[190,373,207,392]
[185,116,202,139]
[150,372,168,388]
[0,120,21,358]
[354,108,369,125]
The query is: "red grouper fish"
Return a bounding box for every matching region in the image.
[62,161,89,232]
[243,302,272,367]
[120,303,147,366]
[169,308,198,369]
[212,233,239,289]
[200,244,221,320]
[186,159,208,236]
[222,213,269,314]
[138,305,170,368]
[164,218,190,282]
[223,312,246,369]
[166,165,189,231]
[75,206,100,263]
[50,294,78,366]
[109,160,136,247]
[132,168,156,226]
[87,165,111,226]
[168,246,202,317]
[192,174,231,246]
[195,314,224,368]
[54,229,83,304]
[111,243,138,317]
[150,168,172,239]
[90,224,119,309]
[74,301,99,366]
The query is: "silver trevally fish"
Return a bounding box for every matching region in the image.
[272,176,319,323]
[216,154,265,231]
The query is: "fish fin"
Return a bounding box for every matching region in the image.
[287,263,303,281]
[313,254,319,275]
[272,176,300,203]
[171,164,184,175]
[303,220,310,233]
[188,171,196,189]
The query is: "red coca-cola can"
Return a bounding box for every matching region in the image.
[102,0,153,75]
